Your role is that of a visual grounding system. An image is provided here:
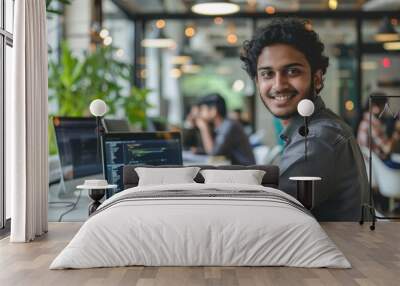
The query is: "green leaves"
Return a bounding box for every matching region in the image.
[48,42,89,116]
[122,86,153,129]
[48,41,152,128]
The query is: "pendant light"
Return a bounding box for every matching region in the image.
[191,0,240,16]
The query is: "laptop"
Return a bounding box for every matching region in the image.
[53,117,102,181]
[101,132,183,196]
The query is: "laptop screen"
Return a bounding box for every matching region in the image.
[102,132,183,194]
[53,117,102,180]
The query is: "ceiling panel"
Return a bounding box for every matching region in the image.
[111,0,399,15]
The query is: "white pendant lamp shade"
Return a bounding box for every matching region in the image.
[192,1,240,16]
[297,99,315,117]
[90,99,108,117]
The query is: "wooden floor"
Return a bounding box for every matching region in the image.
[0,222,399,286]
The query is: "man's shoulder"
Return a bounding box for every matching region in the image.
[220,119,243,132]
[309,110,355,146]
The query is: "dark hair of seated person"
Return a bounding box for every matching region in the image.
[197,93,227,118]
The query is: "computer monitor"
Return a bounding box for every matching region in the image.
[53,117,103,181]
[102,132,183,195]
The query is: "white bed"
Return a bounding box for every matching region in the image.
[50,183,351,269]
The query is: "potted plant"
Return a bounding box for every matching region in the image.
[48,41,152,153]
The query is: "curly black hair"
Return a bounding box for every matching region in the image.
[240,18,329,92]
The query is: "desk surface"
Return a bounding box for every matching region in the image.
[1,222,399,285]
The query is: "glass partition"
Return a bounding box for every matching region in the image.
[360,18,400,216]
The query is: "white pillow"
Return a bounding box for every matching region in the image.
[135,167,200,186]
[200,169,266,185]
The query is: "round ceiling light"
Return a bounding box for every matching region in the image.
[192,2,240,16]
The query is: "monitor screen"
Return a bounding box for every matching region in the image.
[53,117,103,180]
[102,132,183,194]
[101,118,131,133]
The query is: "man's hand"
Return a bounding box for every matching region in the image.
[195,118,214,154]
[195,118,209,131]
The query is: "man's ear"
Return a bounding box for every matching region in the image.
[313,70,323,91]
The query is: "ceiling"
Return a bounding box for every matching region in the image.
[104,0,400,63]
[112,0,400,16]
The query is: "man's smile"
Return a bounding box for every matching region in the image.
[267,91,298,104]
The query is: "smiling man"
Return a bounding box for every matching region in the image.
[240,18,368,221]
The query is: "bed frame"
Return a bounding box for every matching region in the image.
[122,165,280,190]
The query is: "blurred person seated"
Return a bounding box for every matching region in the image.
[357,93,400,169]
[195,93,256,165]
[182,103,205,154]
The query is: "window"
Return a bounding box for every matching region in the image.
[1,0,13,230]
[5,0,13,33]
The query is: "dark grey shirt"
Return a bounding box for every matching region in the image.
[212,119,256,165]
[279,97,368,221]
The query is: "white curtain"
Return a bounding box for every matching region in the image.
[7,0,48,242]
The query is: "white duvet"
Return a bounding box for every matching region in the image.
[50,183,351,269]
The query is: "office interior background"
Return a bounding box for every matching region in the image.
[1,0,400,227]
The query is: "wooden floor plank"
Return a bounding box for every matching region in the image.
[0,222,399,286]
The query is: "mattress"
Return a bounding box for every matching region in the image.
[50,183,351,269]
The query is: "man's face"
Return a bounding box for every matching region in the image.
[255,44,322,119]
[199,105,216,122]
